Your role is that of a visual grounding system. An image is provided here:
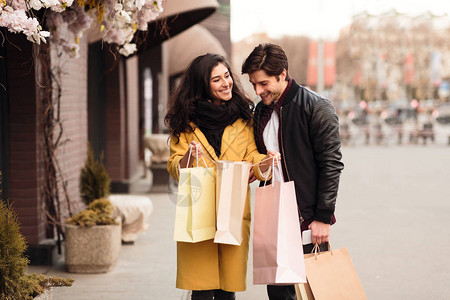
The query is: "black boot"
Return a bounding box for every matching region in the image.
[191,290,215,300]
[214,289,236,300]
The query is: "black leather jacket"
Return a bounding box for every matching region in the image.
[254,80,344,224]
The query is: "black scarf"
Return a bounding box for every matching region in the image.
[195,100,238,158]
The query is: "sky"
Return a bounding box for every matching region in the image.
[230,0,450,42]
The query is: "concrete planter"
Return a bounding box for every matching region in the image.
[64,222,121,273]
[34,289,53,299]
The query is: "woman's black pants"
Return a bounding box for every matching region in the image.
[191,289,236,300]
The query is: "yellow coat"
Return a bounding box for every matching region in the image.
[167,119,267,292]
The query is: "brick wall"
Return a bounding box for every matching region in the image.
[51,37,89,217]
[6,33,88,245]
[6,34,44,245]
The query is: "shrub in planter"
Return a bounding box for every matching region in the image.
[0,201,73,299]
[64,199,121,273]
[79,146,110,206]
[66,198,117,227]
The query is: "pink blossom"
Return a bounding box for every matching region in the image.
[66,6,93,35]
[0,0,163,57]
[6,0,27,10]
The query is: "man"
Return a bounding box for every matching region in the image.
[242,43,344,300]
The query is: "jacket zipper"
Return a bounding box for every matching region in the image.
[280,106,304,223]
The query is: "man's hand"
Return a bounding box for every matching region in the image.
[308,220,330,245]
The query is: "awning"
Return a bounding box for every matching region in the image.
[167,24,227,76]
[88,0,219,50]
[137,0,219,52]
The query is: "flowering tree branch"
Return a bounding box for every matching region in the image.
[0,0,164,57]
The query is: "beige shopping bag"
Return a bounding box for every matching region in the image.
[214,161,251,245]
[173,155,216,243]
[295,282,314,300]
[253,162,306,284]
[297,245,367,300]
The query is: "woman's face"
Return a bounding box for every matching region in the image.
[209,63,233,105]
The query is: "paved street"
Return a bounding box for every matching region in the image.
[335,144,450,300]
[31,144,450,299]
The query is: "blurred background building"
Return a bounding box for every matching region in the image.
[232,8,450,142]
[336,10,450,106]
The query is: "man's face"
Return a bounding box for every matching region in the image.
[248,69,287,106]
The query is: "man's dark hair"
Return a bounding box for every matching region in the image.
[241,43,290,81]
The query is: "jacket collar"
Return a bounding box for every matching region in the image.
[282,79,301,106]
[190,119,247,161]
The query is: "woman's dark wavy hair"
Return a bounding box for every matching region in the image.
[164,53,254,141]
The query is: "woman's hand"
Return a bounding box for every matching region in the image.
[260,150,281,172]
[188,141,204,158]
[180,141,204,168]
[248,168,256,183]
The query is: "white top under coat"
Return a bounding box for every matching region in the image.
[262,110,285,183]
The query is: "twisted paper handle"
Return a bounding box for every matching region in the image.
[311,241,333,260]
[185,143,216,168]
[262,157,282,186]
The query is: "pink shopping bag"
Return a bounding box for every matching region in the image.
[253,162,306,284]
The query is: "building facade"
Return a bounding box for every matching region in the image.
[336,10,450,105]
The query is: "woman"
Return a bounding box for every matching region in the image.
[165,54,278,300]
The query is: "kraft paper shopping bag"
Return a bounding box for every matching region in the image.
[253,161,306,284]
[300,245,367,300]
[214,161,251,245]
[173,152,216,243]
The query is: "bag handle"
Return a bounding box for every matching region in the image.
[262,157,282,187]
[262,158,272,187]
[311,242,333,260]
[272,158,283,186]
[196,147,199,168]
[201,153,217,166]
[252,156,274,187]
[185,143,214,168]
[185,146,193,168]
[251,156,273,167]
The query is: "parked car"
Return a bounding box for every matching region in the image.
[382,106,417,125]
[435,104,450,125]
[348,108,370,126]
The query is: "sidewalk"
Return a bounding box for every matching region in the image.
[28,182,268,300]
[29,145,450,299]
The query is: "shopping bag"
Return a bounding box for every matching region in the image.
[214,161,251,245]
[173,151,216,243]
[298,245,367,300]
[253,161,306,284]
[295,282,314,300]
